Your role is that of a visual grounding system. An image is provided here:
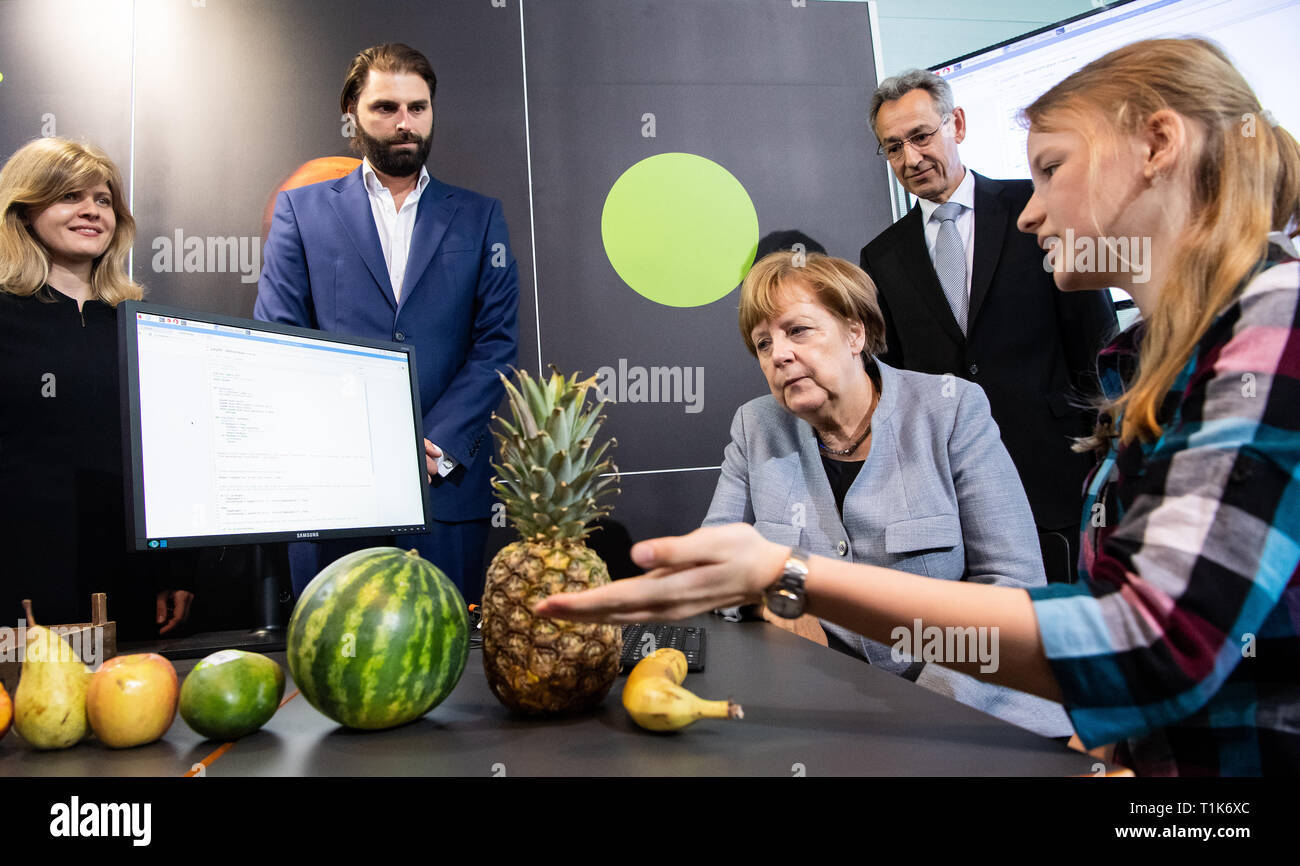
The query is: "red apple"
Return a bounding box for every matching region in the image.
[86,653,179,748]
[0,681,12,741]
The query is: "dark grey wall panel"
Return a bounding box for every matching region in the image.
[0,0,133,178]
[129,0,532,331]
[2,0,886,600]
[522,0,888,508]
[603,467,724,542]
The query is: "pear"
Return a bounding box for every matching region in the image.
[14,601,90,750]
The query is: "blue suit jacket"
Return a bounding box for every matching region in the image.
[254,166,519,520]
[704,360,1073,737]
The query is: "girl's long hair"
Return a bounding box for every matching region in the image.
[0,137,142,306]
[1023,38,1300,447]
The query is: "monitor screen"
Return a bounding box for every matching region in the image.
[923,0,1300,312]
[120,301,430,550]
[932,0,1300,182]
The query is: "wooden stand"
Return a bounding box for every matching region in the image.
[0,594,116,693]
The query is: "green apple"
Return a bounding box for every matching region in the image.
[179,650,284,740]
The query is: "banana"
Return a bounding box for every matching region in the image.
[625,646,689,689]
[622,648,742,732]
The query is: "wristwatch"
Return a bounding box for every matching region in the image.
[764,547,811,619]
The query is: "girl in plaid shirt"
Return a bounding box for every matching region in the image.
[538,38,1300,776]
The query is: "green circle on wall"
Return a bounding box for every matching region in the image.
[601,152,758,307]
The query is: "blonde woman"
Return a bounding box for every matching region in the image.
[0,137,193,638]
[539,39,1300,776]
[697,250,1071,738]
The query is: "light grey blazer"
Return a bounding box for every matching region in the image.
[703,360,1073,738]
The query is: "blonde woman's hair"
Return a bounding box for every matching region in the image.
[0,137,142,306]
[739,251,888,363]
[1023,38,1300,448]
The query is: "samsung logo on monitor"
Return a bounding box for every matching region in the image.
[296,532,320,539]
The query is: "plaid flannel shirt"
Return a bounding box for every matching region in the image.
[1027,244,1300,776]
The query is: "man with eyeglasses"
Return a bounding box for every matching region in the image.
[859,70,1116,584]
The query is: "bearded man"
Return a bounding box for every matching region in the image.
[255,43,519,603]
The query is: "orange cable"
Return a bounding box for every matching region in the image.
[182,688,300,776]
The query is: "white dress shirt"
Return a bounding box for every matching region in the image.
[362,159,430,304]
[918,166,976,300]
[362,160,455,477]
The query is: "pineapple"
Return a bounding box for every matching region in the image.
[482,367,623,714]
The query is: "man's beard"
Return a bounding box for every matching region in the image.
[357,124,431,178]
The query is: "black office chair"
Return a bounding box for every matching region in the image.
[584,518,640,580]
[1038,529,1076,584]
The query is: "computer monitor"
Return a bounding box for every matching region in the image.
[119,301,431,551]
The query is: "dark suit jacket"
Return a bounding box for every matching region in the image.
[860,172,1116,529]
[255,167,519,521]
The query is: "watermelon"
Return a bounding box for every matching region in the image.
[287,547,469,730]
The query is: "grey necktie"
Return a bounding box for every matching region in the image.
[932,201,967,334]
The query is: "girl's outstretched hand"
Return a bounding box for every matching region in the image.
[532,524,788,624]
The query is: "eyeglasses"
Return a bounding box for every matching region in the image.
[876,114,952,161]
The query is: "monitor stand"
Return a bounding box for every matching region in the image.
[119,544,289,662]
[245,543,286,643]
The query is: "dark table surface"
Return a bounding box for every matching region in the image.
[0,615,1098,777]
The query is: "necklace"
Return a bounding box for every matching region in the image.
[816,423,871,456]
[816,380,879,457]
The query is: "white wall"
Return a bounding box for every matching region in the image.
[825,0,1099,75]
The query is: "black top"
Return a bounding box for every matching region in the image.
[816,359,878,516]
[820,455,864,517]
[0,287,185,638]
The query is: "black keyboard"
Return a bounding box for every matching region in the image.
[620,623,706,673]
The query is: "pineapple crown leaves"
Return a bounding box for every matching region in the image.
[490,366,620,541]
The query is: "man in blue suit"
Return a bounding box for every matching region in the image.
[255,43,519,602]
